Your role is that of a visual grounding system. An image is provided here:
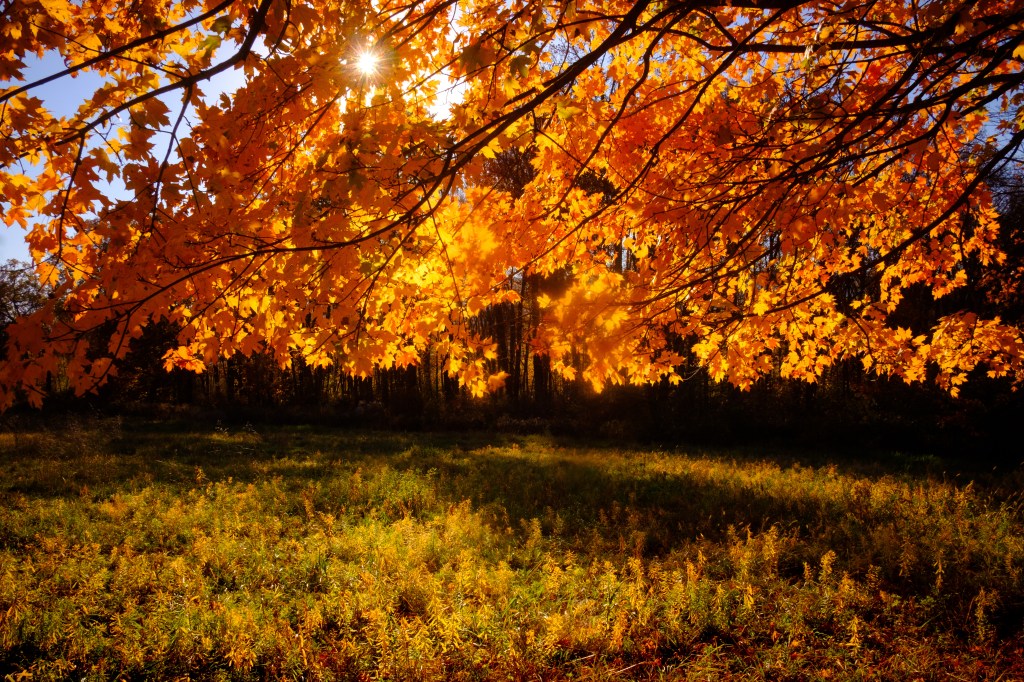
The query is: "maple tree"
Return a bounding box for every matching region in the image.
[3,0,1024,408]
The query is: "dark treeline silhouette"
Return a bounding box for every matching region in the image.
[3,164,1024,460]
[85,316,1021,459]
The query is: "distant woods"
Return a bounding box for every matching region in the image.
[3,169,1022,456]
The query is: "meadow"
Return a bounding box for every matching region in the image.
[1,417,1022,680]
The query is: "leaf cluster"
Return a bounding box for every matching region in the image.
[3,0,1024,405]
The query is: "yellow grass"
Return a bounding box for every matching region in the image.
[0,417,1022,679]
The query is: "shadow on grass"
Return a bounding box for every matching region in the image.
[0,417,1012,538]
[2,417,1019,552]
[3,417,1023,631]
[0,420,923,563]
[0,419,524,499]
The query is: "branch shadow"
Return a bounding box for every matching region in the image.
[1,418,1020,609]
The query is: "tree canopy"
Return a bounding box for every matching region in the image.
[3,0,1024,407]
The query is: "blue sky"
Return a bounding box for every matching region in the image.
[2,50,246,264]
[2,52,106,262]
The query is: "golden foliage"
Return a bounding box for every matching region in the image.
[3,0,1024,403]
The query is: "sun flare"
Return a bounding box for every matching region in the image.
[355,50,379,75]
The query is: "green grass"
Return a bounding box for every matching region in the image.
[1,417,1022,680]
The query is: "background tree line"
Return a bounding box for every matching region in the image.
[2,161,1023,457]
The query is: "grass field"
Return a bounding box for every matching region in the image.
[1,417,1023,680]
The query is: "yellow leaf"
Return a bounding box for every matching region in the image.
[487,371,508,392]
[509,55,530,79]
[79,32,103,53]
[556,101,585,121]
[480,137,502,160]
[39,0,73,23]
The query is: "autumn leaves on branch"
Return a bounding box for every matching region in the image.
[2,0,1024,407]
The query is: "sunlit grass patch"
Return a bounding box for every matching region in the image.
[0,419,1022,679]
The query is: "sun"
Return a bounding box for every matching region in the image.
[354,50,379,75]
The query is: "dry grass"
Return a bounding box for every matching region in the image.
[1,417,1022,679]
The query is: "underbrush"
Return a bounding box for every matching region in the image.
[0,418,1022,679]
